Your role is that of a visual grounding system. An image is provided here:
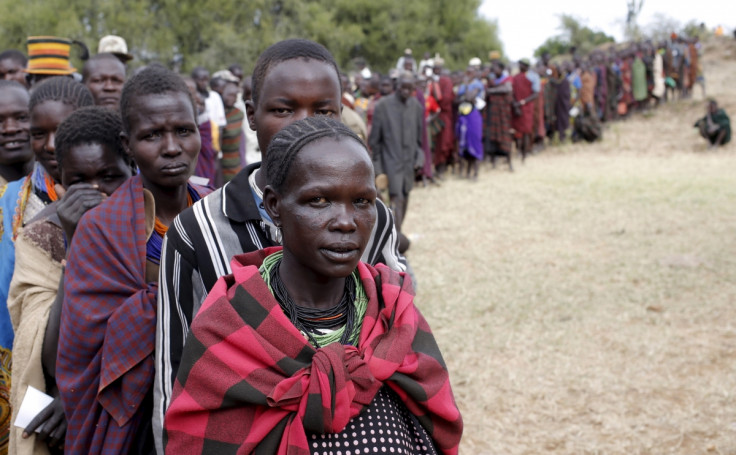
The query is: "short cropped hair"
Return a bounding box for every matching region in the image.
[251,39,339,106]
[82,53,126,81]
[0,49,27,66]
[55,106,130,170]
[119,65,193,134]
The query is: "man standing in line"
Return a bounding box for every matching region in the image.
[82,53,126,108]
[512,58,540,161]
[369,72,424,233]
[191,66,226,150]
[429,57,455,179]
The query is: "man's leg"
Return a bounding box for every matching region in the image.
[402,192,410,224]
[390,194,406,233]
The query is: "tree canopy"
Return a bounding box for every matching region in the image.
[0,0,503,75]
[534,14,615,58]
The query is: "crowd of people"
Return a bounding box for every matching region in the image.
[0,26,731,455]
[0,35,462,455]
[337,35,729,237]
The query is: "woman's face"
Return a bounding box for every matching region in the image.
[30,100,76,181]
[60,142,132,196]
[267,137,377,281]
[122,91,200,192]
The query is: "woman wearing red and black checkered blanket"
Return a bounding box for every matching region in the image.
[164,117,462,454]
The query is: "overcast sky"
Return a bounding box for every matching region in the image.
[479,0,736,61]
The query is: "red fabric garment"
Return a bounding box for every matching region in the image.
[425,94,440,118]
[164,247,462,454]
[194,119,217,184]
[432,76,456,166]
[512,72,534,135]
[415,89,433,178]
[365,93,381,138]
[486,78,513,153]
[58,175,210,454]
[621,60,633,106]
[688,43,698,89]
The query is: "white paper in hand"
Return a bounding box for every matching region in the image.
[13,386,54,432]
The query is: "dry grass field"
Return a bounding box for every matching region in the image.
[403,37,736,454]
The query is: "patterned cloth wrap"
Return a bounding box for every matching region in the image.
[486,75,514,153]
[164,246,463,454]
[57,175,209,454]
[0,348,10,453]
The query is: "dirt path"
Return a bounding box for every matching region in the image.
[403,37,736,454]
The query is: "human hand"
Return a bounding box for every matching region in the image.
[23,396,66,449]
[57,183,106,242]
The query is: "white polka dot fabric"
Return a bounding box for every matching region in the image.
[306,387,437,455]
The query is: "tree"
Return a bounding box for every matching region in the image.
[534,37,570,59]
[624,0,644,41]
[644,13,680,43]
[0,0,504,74]
[534,14,615,59]
[682,19,707,39]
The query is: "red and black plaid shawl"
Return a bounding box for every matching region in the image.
[486,76,514,153]
[58,175,210,454]
[164,247,462,454]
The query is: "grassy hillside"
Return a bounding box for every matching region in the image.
[404,36,736,454]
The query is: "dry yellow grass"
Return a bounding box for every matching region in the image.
[403,36,736,454]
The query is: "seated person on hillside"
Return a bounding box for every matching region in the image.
[694,99,731,148]
[573,104,602,143]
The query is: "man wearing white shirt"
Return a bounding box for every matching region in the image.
[192,66,226,131]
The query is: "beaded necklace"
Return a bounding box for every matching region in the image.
[43,173,58,202]
[260,251,367,348]
[31,164,59,202]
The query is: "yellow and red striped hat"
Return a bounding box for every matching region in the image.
[25,36,77,75]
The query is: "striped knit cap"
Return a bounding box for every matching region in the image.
[25,36,77,75]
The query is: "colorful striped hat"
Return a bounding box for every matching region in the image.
[25,36,77,75]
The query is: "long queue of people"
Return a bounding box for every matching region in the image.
[342,34,727,186]
[322,34,729,252]
[0,35,463,455]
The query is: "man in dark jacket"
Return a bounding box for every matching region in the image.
[369,72,424,232]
